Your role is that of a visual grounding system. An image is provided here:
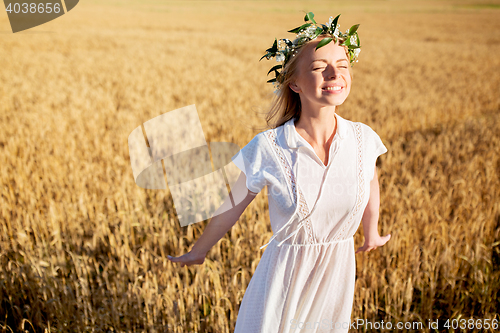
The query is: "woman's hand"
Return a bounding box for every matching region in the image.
[355,234,391,254]
[167,250,207,267]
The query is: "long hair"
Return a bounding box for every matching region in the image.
[265,35,353,129]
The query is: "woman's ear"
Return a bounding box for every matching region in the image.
[289,81,301,93]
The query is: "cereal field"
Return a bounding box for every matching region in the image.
[1,0,499,332]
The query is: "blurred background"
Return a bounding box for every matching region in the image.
[0,0,499,332]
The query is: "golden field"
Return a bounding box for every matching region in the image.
[1,0,500,332]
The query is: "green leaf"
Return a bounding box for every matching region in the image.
[288,23,312,33]
[315,37,333,50]
[331,14,340,31]
[264,39,278,53]
[348,44,359,49]
[270,38,278,52]
[349,24,360,35]
[267,78,277,83]
[267,64,282,75]
[304,12,316,24]
[259,53,270,61]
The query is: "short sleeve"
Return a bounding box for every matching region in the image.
[362,124,388,181]
[231,133,269,194]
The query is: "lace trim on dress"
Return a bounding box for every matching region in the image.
[265,129,316,245]
[333,122,365,241]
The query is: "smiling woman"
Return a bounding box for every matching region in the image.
[167,12,390,333]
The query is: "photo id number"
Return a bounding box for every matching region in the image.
[6,2,61,14]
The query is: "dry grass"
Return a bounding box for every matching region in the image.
[1,0,499,332]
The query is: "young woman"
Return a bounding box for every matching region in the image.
[168,13,391,332]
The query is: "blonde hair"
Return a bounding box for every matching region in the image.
[265,35,353,129]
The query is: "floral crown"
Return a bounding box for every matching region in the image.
[261,12,361,92]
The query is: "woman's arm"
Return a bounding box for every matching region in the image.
[167,172,257,267]
[355,165,391,253]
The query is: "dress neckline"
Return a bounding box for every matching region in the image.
[292,113,341,168]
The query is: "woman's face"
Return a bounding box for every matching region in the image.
[289,38,352,111]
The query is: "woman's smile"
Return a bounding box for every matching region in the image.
[322,85,344,93]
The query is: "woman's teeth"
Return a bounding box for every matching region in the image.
[324,86,342,91]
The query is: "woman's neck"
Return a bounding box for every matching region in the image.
[294,106,337,147]
[294,106,338,166]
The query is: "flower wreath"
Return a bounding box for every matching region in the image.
[261,12,361,92]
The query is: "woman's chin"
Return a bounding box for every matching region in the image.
[321,97,347,107]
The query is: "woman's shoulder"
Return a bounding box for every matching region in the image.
[247,128,271,143]
[350,121,386,154]
[240,128,277,155]
[336,116,384,147]
[246,126,281,146]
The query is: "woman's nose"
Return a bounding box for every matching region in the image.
[326,66,338,79]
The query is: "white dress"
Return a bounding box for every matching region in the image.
[231,113,388,333]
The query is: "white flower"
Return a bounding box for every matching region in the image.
[279,39,290,50]
[326,16,333,27]
[305,25,317,37]
[333,26,340,38]
[276,53,285,62]
[350,35,357,46]
[277,40,284,50]
[298,25,318,39]
[354,48,361,57]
